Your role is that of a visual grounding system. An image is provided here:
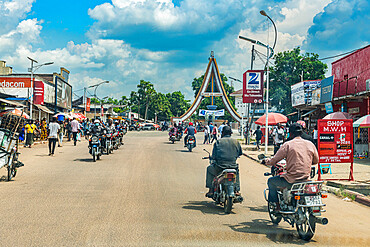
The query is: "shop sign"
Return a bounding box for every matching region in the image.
[0,77,31,88]
[243,70,264,104]
[86,98,91,111]
[317,119,353,163]
[311,88,321,105]
[320,76,334,103]
[291,82,305,106]
[33,80,44,105]
[348,107,359,114]
[325,102,333,113]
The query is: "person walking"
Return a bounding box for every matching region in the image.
[203,123,210,144]
[40,118,48,141]
[253,126,263,151]
[66,119,72,141]
[58,121,64,147]
[210,124,218,143]
[70,118,80,146]
[24,120,37,148]
[272,123,285,154]
[48,117,60,156]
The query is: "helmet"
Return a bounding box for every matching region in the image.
[297,120,306,129]
[290,123,303,136]
[189,122,193,126]
[94,119,100,124]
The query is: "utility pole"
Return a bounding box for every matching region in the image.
[246,45,255,145]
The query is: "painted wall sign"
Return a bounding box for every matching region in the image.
[0,77,32,88]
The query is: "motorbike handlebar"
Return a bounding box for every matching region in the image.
[264,172,272,176]
[202,157,209,160]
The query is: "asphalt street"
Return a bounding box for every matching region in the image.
[0,131,368,246]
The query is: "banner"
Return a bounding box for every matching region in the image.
[243,70,264,104]
[86,98,91,111]
[199,109,225,117]
[320,76,334,103]
[0,77,32,88]
[101,105,104,116]
[291,82,305,106]
[318,119,353,163]
[33,80,44,105]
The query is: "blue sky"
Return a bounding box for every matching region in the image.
[0,0,368,100]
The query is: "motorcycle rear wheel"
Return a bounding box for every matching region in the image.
[224,197,233,214]
[188,145,192,152]
[268,201,282,224]
[92,150,96,162]
[296,209,316,241]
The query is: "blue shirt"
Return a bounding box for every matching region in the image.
[209,124,214,133]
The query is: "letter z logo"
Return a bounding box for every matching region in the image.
[247,72,260,89]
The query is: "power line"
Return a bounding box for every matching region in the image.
[319,48,360,61]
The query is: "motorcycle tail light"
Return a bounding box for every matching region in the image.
[294,195,301,200]
[304,184,319,194]
[321,194,327,198]
[225,173,236,179]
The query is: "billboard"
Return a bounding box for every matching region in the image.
[243,70,264,104]
[291,82,305,106]
[318,119,353,163]
[320,76,334,103]
[55,76,72,110]
[199,109,225,117]
[0,77,31,88]
[311,88,321,105]
[33,80,44,105]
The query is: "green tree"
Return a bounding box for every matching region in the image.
[148,92,172,121]
[269,47,327,114]
[167,91,190,117]
[137,80,156,121]
[191,73,235,121]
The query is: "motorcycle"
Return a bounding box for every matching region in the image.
[203,149,243,214]
[106,131,113,154]
[186,135,196,152]
[169,133,177,144]
[260,155,328,241]
[89,134,102,162]
[112,131,120,150]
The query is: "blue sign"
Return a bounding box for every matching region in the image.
[325,102,334,114]
[320,76,334,103]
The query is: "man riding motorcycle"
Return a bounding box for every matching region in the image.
[205,126,242,197]
[90,119,103,135]
[265,123,319,211]
[184,122,197,147]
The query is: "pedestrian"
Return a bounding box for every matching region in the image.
[58,121,64,147]
[24,120,37,148]
[253,126,263,151]
[66,119,72,141]
[313,125,318,147]
[48,117,60,156]
[40,118,48,141]
[70,118,80,146]
[210,124,218,143]
[203,123,210,144]
[218,121,226,136]
[272,123,285,154]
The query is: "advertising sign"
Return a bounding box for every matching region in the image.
[243,70,264,104]
[320,76,334,103]
[86,98,91,111]
[291,82,305,106]
[311,88,321,105]
[33,80,44,105]
[318,119,353,164]
[304,80,321,105]
[325,102,333,113]
[0,77,31,88]
[101,106,104,116]
[199,109,225,117]
[55,76,72,110]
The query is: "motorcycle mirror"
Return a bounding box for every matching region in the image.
[258,154,266,160]
[203,149,210,155]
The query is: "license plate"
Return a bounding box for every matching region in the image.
[189,140,194,143]
[305,195,322,206]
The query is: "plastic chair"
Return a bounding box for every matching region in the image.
[319,164,332,174]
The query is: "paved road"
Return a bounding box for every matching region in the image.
[0,132,368,246]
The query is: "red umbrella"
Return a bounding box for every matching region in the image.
[0,108,29,119]
[255,113,288,126]
[323,112,353,119]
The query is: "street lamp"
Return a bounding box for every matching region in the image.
[238,10,277,155]
[27,57,53,119]
[85,81,109,118]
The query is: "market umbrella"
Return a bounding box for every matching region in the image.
[255,113,288,126]
[353,115,370,128]
[70,112,86,120]
[53,112,71,119]
[0,108,29,119]
[323,112,353,119]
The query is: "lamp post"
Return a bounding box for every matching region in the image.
[87,81,109,118]
[238,10,277,155]
[27,57,53,119]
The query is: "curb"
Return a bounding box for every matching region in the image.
[243,152,370,208]
[323,185,370,207]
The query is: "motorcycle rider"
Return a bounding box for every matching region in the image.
[184,122,197,147]
[169,123,178,137]
[205,126,242,197]
[265,123,319,211]
[177,122,183,138]
[90,119,103,135]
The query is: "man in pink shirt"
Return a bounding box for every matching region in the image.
[266,123,319,209]
[70,118,80,146]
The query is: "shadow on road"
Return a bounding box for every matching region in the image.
[175,150,195,153]
[226,219,314,245]
[0,175,11,182]
[182,201,232,215]
[247,205,268,212]
[73,158,94,163]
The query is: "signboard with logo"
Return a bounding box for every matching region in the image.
[199,109,225,117]
[325,102,333,113]
[243,70,264,104]
[0,77,31,88]
[33,80,44,105]
[320,76,334,103]
[55,76,72,110]
[317,119,354,180]
[86,98,91,111]
[291,82,305,106]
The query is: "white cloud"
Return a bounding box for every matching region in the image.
[0,0,35,35]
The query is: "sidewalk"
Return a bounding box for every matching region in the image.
[241,142,370,197]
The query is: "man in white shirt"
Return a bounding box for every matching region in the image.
[48,117,60,156]
[272,123,285,154]
[70,118,80,146]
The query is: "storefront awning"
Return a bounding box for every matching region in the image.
[35,104,54,114]
[0,98,27,107]
[302,108,319,117]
